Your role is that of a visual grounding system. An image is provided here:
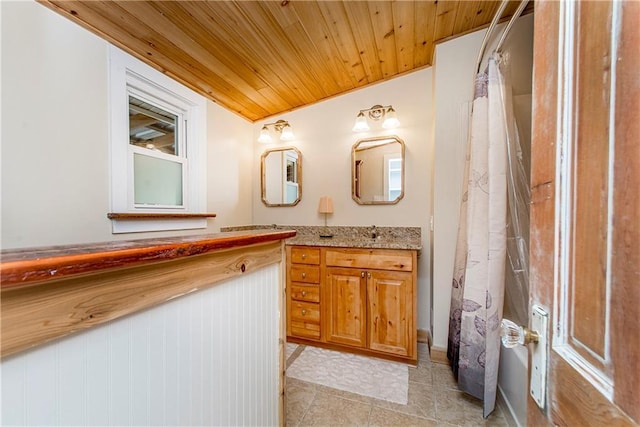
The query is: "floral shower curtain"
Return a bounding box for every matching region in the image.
[447,53,515,418]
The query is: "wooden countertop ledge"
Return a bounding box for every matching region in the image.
[1,230,297,289]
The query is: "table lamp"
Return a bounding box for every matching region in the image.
[318,196,334,238]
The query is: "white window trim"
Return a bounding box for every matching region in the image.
[109,46,207,233]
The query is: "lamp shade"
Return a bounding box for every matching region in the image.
[382,107,400,129]
[258,126,272,143]
[352,112,370,132]
[318,196,334,214]
[280,123,294,140]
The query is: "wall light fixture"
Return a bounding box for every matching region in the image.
[352,104,400,132]
[258,119,294,143]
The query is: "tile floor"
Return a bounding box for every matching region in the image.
[285,343,512,427]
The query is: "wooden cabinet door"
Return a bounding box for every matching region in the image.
[325,267,366,348]
[367,270,413,357]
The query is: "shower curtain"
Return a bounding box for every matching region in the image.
[447,52,521,418]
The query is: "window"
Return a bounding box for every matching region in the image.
[109,47,206,233]
[383,154,403,201]
[129,95,183,208]
[387,157,402,200]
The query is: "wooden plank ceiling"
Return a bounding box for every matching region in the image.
[39,0,532,122]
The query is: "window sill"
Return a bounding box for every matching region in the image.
[107,213,217,220]
[107,212,217,234]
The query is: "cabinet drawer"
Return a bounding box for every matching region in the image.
[290,321,321,340]
[290,265,320,283]
[290,301,320,324]
[325,248,413,272]
[290,247,320,265]
[290,284,320,303]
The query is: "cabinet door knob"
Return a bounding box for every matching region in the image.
[361,271,365,278]
[301,291,307,297]
[367,272,371,279]
[301,309,307,316]
[302,272,306,278]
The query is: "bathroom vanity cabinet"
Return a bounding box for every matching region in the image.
[286,245,417,364]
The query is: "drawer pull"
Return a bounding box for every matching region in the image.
[302,272,306,278]
[301,291,307,297]
[302,254,307,259]
[301,309,307,316]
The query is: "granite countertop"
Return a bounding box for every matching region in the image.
[285,235,422,250]
[221,225,422,251]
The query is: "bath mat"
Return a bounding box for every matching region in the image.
[286,346,408,404]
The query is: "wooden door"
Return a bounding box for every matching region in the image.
[529,1,639,425]
[367,270,413,357]
[325,267,366,348]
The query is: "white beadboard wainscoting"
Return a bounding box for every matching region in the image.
[1,264,280,426]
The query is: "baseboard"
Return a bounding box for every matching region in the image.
[417,329,431,345]
[429,345,450,365]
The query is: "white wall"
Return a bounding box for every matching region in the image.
[431,14,533,427]
[0,1,254,249]
[1,264,281,426]
[251,69,434,332]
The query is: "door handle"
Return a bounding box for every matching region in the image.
[500,318,539,347]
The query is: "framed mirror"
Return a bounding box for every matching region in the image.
[261,147,302,207]
[352,135,404,205]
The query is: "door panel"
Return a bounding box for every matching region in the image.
[325,267,366,348]
[367,270,412,356]
[610,0,640,414]
[570,0,611,360]
[530,1,639,425]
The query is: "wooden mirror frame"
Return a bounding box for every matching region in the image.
[351,135,405,205]
[260,147,303,207]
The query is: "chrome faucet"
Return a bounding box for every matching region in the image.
[371,225,378,239]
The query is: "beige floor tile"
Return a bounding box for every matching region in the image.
[313,382,375,405]
[286,378,317,427]
[299,392,372,426]
[486,406,510,427]
[434,389,510,427]
[369,406,441,427]
[372,380,436,420]
[285,347,514,427]
[408,359,432,385]
[417,343,431,362]
[431,363,459,391]
[286,377,316,392]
